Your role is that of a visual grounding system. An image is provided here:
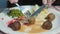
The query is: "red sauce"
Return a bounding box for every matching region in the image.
[7,19,16,27]
[24,23,31,26]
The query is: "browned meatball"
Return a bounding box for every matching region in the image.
[45,13,55,21]
[41,20,52,30]
[28,16,35,25]
[8,21,21,31]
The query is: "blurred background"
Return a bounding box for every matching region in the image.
[0,0,7,8]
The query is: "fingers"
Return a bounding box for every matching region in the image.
[9,0,18,4]
[42,0,55,7]
[42,0,47,5]
[52,0,56,3]
[48,0,52,7]
[51,0,56,4]
[47,0,55,7]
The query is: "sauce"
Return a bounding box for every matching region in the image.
[18,8,48,33]
[18,20,47,33]
[18,25,25,32]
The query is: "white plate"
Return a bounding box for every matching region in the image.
[0,6,60,34]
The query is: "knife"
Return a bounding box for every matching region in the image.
[24,5,46,23]
[30,5,46,17]
[15,3,20,7]
[20,5,46,23]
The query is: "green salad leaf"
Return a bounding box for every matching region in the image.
[7,9,24,18]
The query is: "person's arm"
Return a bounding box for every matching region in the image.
[7,1,17,8]
[18,0,43,6]
[7,0,18,8]
[52,0,60,6]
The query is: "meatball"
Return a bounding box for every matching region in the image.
[41,20,52,30]
[8,21,21,31]
[45,13,55,21]
[28,16,35,25]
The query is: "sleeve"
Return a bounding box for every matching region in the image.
[52,0,60,6]
[7,1,17,8]
[18,0,43,6]
[7,0,43,8]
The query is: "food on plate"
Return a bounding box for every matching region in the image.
[41,20,52,30]
[14,16,35,26]
[18,16,26,20]
[23,16,35,26]
[7,9,24,18]
[28,16,35,25]
[24,23,31,26]
[6,5,55,33]
[45,13,55,21]
[8,21,21,31]
[13,16,26,22]
[41,13,55,30]
[18,8,49,33]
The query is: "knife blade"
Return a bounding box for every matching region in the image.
[15,3,20,7]
[30,5,46,17]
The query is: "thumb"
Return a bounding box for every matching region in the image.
[52,0,56,3]
[48,0,53,7]
[42,0,47,5]
[48,0,56,7]
[9,0,18,4]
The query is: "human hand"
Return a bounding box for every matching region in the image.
[42,0,56,7]
[48,0,56,7]
[9,0,18,4]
